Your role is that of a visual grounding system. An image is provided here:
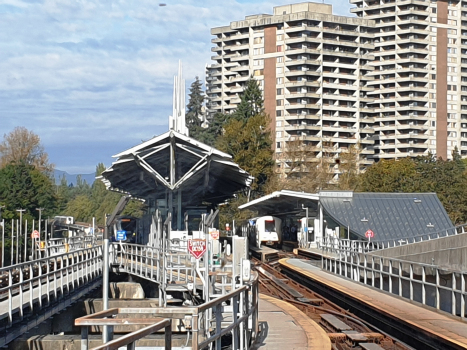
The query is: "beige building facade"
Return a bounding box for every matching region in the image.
[206,1,467,175]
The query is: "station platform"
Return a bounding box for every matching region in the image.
[254,294,331,349]
[279,258,467,350]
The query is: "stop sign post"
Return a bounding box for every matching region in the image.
[188,239,206,259]
[365,229,374,242]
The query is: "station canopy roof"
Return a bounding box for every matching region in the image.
[319,191,454,242]
[99,130,253,206]
[238,190,320,217]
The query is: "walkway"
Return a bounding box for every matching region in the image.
[254,294,331,350]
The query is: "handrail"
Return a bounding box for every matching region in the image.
[90,319,172,350]
[322,250,467,317]
[75,273,259,350]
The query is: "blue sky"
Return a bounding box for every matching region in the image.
[0,0,352,175]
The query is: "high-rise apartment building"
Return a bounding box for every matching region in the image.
[206,1,467,172]
[206,3,376,177]
[352,0,467,159]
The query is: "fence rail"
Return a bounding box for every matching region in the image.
[322,251,467,317]
[0,246,102,326]
[75,273,259,350]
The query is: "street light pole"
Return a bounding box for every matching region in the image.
[16,209,25,264]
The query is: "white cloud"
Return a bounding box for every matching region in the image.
[0,0,352,173]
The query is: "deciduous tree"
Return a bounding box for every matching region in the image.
[0,127,53,173]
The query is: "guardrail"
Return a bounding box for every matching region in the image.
[0,246,102,326]
[316,224,467,255]
[75,274,259,350]
[322,251,467,317]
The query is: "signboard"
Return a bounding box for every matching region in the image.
[188,239,206,259]
[365,229,374,239]
[116,230,127,241]
[31,230,40,239]
[209,228,219,240]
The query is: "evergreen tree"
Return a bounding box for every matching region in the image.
[186,77,205,140]
[200,112,229,146]
[231,77,264,123]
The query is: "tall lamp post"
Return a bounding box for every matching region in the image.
[16,209,25,264]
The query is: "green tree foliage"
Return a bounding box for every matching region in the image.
[231,78,264,123]
[216,113,274,192]
[356,151,467,224]
[199,112,229,146]
[0,162,57,221]
[186,77,205,140]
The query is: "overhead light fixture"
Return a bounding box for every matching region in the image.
[414,198,421,203]
[361,217,368,222]
[427,223,434,228]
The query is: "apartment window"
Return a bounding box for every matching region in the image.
[276,120,282,127]
[431,74,436,79]
[254,69,264,76]
[253,48,264,55]
[277,88,283,95]
[276,99,283,106]
[448,47,457,54]
[276,142,281,149]
[448,20,457,25]
[449,57,457,63]
[276,77,283,84]
[449,38,457,45]
[431,7,437,13]
[431,55,436,61]
[277,34,283,41]
[276,110,282,117]
[277,45,283,52]
[253,59,264,66]
[448,113,456,119]
[431,102,437,108]
[430,93,436,99]
[276,131,282,138]
[432,121,436,127]
[431,83,436,89]
[448,29,457,35]
[277,56,283,63]
[431,27,437,32]
[254,37,263,44]
[276,67,283,74]
[448,85,458,91]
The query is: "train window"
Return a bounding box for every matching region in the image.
[265,220,275,232]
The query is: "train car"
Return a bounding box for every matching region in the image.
[112,216,138,243]
[241,216,282,249]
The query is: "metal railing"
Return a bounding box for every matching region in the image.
[90,319,172,350]
[322,251,467,317]
[0,246,102,326]
[316,223,467,255]
[75,274,259,350]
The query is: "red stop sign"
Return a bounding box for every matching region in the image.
[365,229,374,238]
[188,239,206,259]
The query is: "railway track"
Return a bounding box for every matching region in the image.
[252,256,414,350]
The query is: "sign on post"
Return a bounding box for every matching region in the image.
[365,229,374,239]
[188,239,206,259]
[209,228,219,240]
[31,230,40,239]
[116,230,127,241]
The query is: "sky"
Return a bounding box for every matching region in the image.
[0,0,353,175]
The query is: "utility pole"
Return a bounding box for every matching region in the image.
[36,208,45,257]
[16,209,25,264]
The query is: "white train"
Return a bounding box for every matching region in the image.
[240,216,282,249]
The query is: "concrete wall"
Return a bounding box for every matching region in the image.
[371,233,467,271]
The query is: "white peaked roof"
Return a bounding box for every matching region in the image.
[100,130,254,205]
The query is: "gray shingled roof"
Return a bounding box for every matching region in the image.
[320,192,454,242]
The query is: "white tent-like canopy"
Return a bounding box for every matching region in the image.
[100,129,253,207]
